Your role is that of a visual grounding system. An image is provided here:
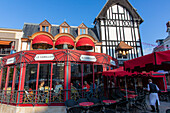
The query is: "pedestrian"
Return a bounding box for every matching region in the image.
[147,79,160,112]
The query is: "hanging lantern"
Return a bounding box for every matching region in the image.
[122,50,126,55]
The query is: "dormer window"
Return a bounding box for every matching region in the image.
[62,27,68,33]
[78,23,88,35]
[60,21,70,33]
[39,20,51,33]
[80,29,86,35]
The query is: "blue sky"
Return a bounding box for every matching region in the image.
[0,0,170,55]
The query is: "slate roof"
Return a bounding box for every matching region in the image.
[22,23,99,42]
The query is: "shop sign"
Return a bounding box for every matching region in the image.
[110,60,116,66]
[80,55,97,62]
[34,54,54,61]
[6,57,15,65]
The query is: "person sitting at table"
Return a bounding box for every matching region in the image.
[39,81,45,91]
[89,81,96,94]
[54,81,63,94]
[83,81,90,92]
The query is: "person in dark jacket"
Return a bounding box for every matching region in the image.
[147,79,160,112]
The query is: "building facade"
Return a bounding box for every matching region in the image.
[0,28,23,58]
[153,21,170,52]
[19,0,143,66]
[94,0,143,65]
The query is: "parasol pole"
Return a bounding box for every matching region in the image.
[125,75,129,112]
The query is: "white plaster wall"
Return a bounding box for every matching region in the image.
[15,31,24,52]
[22,42,27,51]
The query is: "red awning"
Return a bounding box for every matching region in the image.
[102,67,135,77]
[124,50,170,72]
[55,36,74,46]
[32,35,53,46]
[76,37,94,48]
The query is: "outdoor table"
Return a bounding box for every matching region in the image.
[79,102,94,113]
[121,89,135,94]
[103,100,116,105]
[79,102,94,106]
[124,94,138,99]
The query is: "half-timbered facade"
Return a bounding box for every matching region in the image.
[94,0,143,65]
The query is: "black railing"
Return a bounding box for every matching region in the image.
[0,88,104,105]
[0,48,11,54]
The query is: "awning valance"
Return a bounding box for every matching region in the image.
[32,35,53,46]
[76,37,94,48]
[124,50,170,72]
[55,36,74,46]
[0,41,11,45]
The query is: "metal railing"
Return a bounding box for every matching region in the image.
[0,48,11,54]
[0,88,104,105]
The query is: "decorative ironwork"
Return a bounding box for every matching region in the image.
[15,51,36,64]
[53,50,81,62]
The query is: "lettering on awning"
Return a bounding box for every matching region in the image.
[34,54,54,61]
[80,55,96,62]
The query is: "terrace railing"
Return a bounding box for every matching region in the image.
[0,88,104,105]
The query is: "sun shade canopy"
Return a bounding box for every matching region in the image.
[32,35,53,46]
[76,37,94,48]
[55,36,74,46]
[0,41,11,45]
[124,50,170,72]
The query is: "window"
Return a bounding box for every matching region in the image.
[80,29,86,35]
[46,26,49,32]
[61,27,69,33]
[38,64,51,91]
[24,64,38,90]
[1,67,7,90]
[42,26,45,31]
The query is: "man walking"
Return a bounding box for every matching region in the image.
[147,79,160,112]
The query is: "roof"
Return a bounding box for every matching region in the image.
[116,41,133,50]
[94,0,143,24]
[22,23,99,42]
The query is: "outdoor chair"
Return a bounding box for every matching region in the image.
[65,99,84,113]
[24,90,34,103]
[166,109,170,113]
[77,98,89,104]
[103,102,117,113]
[100,96,108,103]
[88,104,104,113]
[134,95,148,111]
[88,97,100,104]
[116,100,129,113]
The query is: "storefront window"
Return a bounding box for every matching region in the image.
[94,65,103,90]
[7,66,14,89]
[83,64,93,92]
[24,64,37,90]
[71,63,82,89]
[14,65,20,90]
[38,64,51,91]
[1,67,7,90]
[52,63,64,93]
